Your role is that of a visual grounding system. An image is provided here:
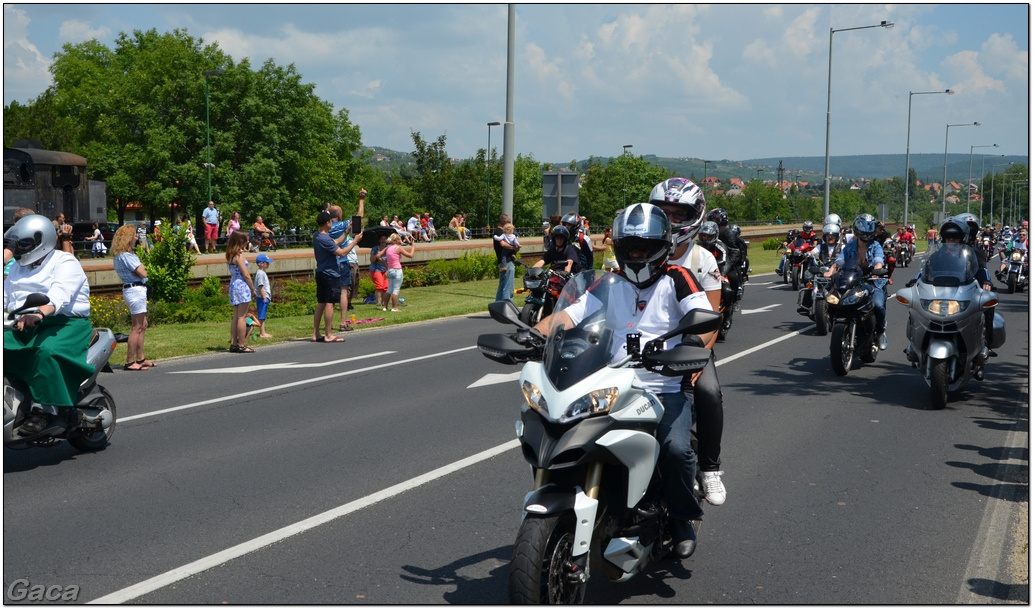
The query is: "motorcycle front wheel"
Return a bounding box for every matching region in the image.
[791,265,801,291]
[929,358,949,410]
[509,514,586,604]
[519,301,544,327]
[1007,273,1018,294]
[813,300,831,336]
[68,387,116,451]
[830,321,854,376]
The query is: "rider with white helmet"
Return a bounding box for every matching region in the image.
[648,178,728,507]
[3,214,94,437]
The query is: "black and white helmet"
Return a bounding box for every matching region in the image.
[853,214,877,242]
[802,220,814,232]
[823,213,843,228]
[613,203,673,289]
[648,177,706,246]
[3,214,57,267]
[560,212,581,234]
[698,221,720,246]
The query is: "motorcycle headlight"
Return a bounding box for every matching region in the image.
[841,289,866,306]
[522,381,548,414]
[921,299,967,316]
[560,387,619,423]
[1012,251,1023,261]
[826,293,840,305]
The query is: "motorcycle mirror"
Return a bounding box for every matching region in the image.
[8,292,49,319]
[657,309,722,342]
[894,288,913,305]
[487,300,523,327]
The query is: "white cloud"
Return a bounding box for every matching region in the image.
[742,39,777,68]
[981,33,1029,82]
[57,19,110,44]
[3,5,52,103]
[782,7,823,57]
[942,50,1006,97]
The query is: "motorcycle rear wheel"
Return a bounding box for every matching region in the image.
[830,322,853,376]
[929,358,949,410]
[67,387,116,451]
[509,514,586,604]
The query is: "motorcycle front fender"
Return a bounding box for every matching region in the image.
[522,483,598,558]
[926,338,957,361]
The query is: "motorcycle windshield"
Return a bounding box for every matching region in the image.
[792,237,808,251]
[921,244,980,287]
[541,270,627,391]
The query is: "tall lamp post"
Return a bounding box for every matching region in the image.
[942,121,979,213]
[978,154,1005,224]
[990,162,1011,228]
[1010,179,1028,227]
[486,121,500,225]
[968,143,998,213]
[904,89,953,228]
[702,159,712,190]
[203,69,223,203]
[823,20,894,218]
[622,144,633,206]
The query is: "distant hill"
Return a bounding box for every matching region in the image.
[362,146,1026,184]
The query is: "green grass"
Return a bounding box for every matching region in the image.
[120,278,502,363]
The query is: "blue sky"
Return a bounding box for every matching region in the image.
[4,3,1029,164]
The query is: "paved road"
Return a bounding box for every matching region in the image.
[3,257,1028,604]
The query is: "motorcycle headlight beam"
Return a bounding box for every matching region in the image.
[521,381,548,415]
[921,299,967,316]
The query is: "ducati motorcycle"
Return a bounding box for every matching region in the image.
[517,265,573,326]
[477,271,720,604]
[4,293,122,451]
[825,267,888,376]
[895,244,1006,409]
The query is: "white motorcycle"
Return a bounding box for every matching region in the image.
[895,245,1006,410]
[477,271,720,603]
[4,293,121,450]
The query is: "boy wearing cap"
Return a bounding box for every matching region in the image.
[255,253,273,337]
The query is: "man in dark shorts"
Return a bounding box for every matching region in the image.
[312,211,363,342]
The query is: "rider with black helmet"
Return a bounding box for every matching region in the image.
[824,213,890,350]
[533,224,580,274]
[534,203,715,559]
[561,212,597,271]
[705,208,744,306]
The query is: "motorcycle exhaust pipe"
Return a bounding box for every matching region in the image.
[80,408,114,430]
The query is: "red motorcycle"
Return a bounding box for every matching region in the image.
[783,236,816,291]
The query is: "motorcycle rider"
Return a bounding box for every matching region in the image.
[532,225,580,274]
[731,224,750,283]
[824,214,889,350]
[648,178,729,507]
[798,220,819,245]
[815,223,843,266]
[705,208,744,307]
[533,203,715,559]
[560,212,597,272]
[775,228,800,276]
[3,214,94,436]
[872,222,896,283]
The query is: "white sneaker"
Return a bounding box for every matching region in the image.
[702,471,726,506]
[878,333,888,350]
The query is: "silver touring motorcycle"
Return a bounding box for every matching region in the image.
[477,271,720,604]
[894,244,1006,409]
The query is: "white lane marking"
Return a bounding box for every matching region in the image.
[119,347,476,423]
[740,303,781,315]
[714,325,815,366]
[96,329,809,602]
[467,371,523,389]
[167,351,396,374]
[86,438,522,605]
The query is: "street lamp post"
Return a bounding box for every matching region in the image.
[823,20,894,218]
[942,121,979,213]
[978,154,1005,225]
[486,121,500,225]
[1010,180,1028,227]
[204,69,223,203]
[968,143,998,213]
[702,160,712,188]
[904,89,953,227]
[990,162,1011,228]
[622,145,633,206]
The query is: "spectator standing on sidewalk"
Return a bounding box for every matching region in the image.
[225,231,256,353]
[493,214,519,302]
[313,210,364,342]
[111,225,153,370]
[368,233,390,309]
[384,232,415,312]
[203,200,220,253]
[254,253,274,338]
